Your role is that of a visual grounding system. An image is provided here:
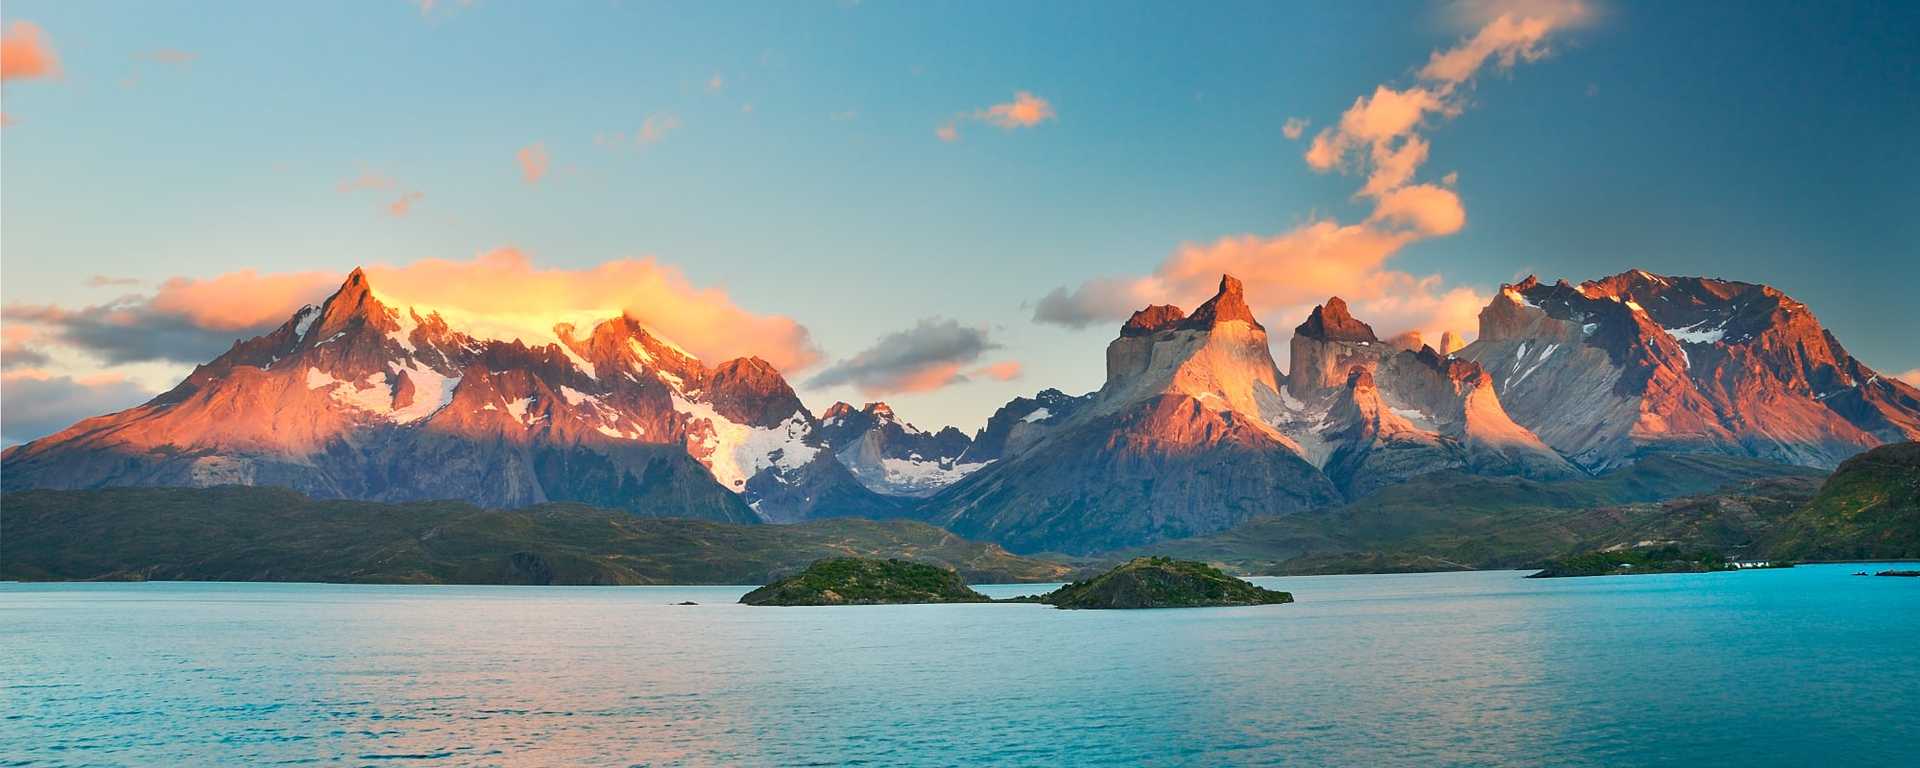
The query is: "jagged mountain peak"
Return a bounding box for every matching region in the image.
[1181,273,1263,331]
[1122,304,1187,337]
[1295,296,1376,342]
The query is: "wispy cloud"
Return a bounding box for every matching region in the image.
[517,142,550,185]
[807,318,998,396]
[1282,117,1309,140]
[937,90,1056,142]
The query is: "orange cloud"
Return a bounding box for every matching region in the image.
[975,361,1023,381]
[1896,369,1920,388]
[939,91,1056,142]
[387,191,423,217]
[517,143,549,184]
[1282,117,1309,140]
[143,48,198,66]
[364,249,822,371]
[147,270,342,331]
[979,91,1055,128]
[637,114,680,145]
[336,170,394,193]
[1,21,59,81]
[1035,8,1579,345]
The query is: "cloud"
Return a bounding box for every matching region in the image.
[517,143,550,184]
[1,21,59,81]
[1033,4,1581,344]
[6,251,824,376]
[974,361,1023,382]
[806,318,997,396]
[361,249,822,371]
[637,114,680,145]
[938,91,1055,142]
[707,72,726,92]
[1,370,158,447]
[2,325,51,369]
[4,269,341,365]
[388,191,423,217]
[1896,369,1920,388]
[979,91,1055,128]
[85,275,142,288]
[1282,117,1309,140]
[142,48,197,66]
[337,170,395,193]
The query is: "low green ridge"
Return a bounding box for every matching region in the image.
[1039,557,1293,609]
[0,486,1072,585]
[1526,545,1745,578]
[739,557,991,605]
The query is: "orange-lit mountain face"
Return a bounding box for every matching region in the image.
[0,269,915,522]
[6,268,1917,553]
[1460,271,1920,471]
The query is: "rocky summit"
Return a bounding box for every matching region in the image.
[5,267,1916,559]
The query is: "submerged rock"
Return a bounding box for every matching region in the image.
[1040,557,1293,609]
[739,557,991,606]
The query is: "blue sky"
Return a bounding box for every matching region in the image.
[3,0,1917,439]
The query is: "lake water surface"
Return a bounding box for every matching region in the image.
[5,564,1918,766]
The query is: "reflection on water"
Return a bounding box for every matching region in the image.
[4,566,1917,766]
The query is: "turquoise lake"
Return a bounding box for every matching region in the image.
[4,564,1918,766]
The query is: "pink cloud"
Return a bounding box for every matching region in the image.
[387,191,423,217]
[1282,117,1309,140]
[936,122,959,142]
[1035,7,1580,345]
[975,361,1023,381]
[1,21,59,81]
[979,91,1055,128]
[1896,369,1920,388]
[517,143,550,185]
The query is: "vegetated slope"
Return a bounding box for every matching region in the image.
[1140,454,1826,574]
[739,557,990,605]
[0,486,1072,585]
[1768,441,1920,560]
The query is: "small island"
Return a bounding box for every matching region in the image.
[1527,546,1746,578]
[1037,557,1293,609]
[739,557,992,606]
[1875,570,1920,578]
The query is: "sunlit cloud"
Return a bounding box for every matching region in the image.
[707,72,726,92]
[1033,3,1583,345]
[1896,369,1920,388]
[84,275,142,288]
[806,318,997,396]
[142,48,198,66]
[4,251,825,380]
[938,90,1055,142]
[974,361,1023,382]
[517,142,550,184]
[1282,117,1309,140]
[979,91,1054,128]
[387,191,423,217]
[1,21,60,81]
[1,370,158,447]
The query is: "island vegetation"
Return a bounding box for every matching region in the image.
[1037,557,1293,609]
[1526,546,1748,578]
[738,558,991,605]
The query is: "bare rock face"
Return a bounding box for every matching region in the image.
[0,269,906,523]
[1288,297,1393,397]
[1455,270,1919,470]
[925,274,1331,554]
[813,401,981,498]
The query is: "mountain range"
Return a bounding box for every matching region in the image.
[7,267,1917,555]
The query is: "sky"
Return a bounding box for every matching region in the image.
[3,0,1918,445]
